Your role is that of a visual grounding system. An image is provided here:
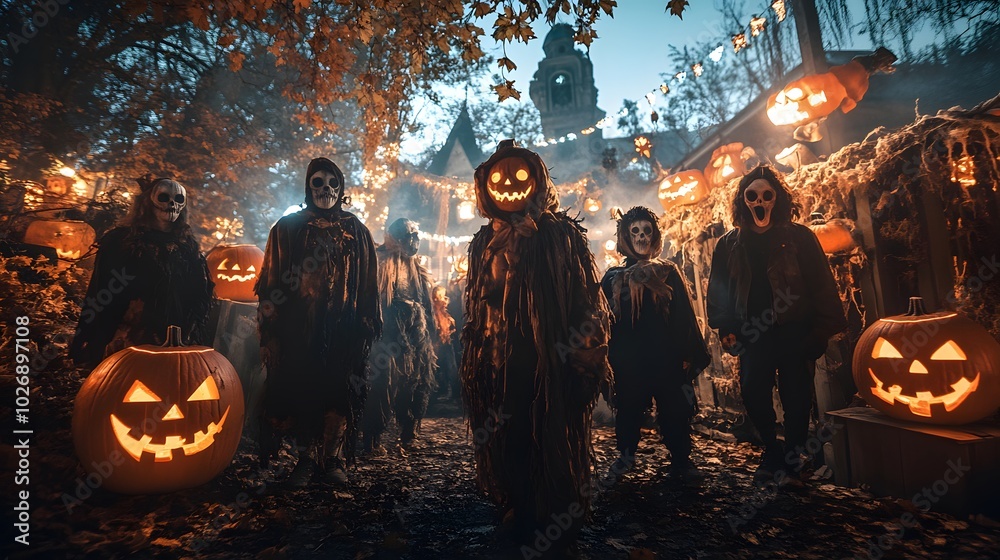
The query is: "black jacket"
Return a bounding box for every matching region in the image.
[706,222,846,357]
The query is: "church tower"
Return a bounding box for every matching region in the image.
[529,24,605,151]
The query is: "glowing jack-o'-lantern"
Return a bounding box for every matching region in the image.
[852,297,1000,425]
[767,47,896,129]
[808,213,856,254]
[704,143,745,189]
[206,244,264,302]
[72,326,244,493]
[658,170,709,212]
[485,156,536,213]
[23,219,96,259]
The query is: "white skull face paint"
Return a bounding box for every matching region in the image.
[309,170,341,210]
[629,219,655,259]
[744,179,776,229]
[152,180,186,225]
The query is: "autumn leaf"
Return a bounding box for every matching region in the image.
[497,57,517,72]
[574,27,598,47]
[471,1,492,18]
[599,0,618,16]
[666,0,689,19]
[492,80,521,102]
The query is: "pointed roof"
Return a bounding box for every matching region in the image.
[427,104,484,178]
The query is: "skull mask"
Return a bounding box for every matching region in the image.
[629,220,655,259]
[151,180,186,225]
[387,218,420,258]
[744,179,776,230]
[309,170,341,210]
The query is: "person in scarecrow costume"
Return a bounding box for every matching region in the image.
[601,206,710,478]
[706,165,846,482]
[255,157,382,486]
[461,139,612,549]
[362,218,437,452]
[70,175,214,367]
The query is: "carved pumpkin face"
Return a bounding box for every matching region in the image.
[704,143,745,189]
[658,170,709,212]
[853,298,1000,425]
[206,244,265,302]
[23,219,96,259]
[73,326,245,493]
[486,156,536,213]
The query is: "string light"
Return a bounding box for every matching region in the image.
[771,0,787,22]
[709,45,725,62]
[750,15,767,36]
[733,33,748,53]
[691,63,704,77]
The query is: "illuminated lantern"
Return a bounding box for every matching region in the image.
[767,47,896,129]
[704,143,745,189]
[585,197,602,214]
[457,200,476,220]
[72,326,245,493]
[852,297,1000,425]
[950,155,976,187]
[205,244,264,302]
[485,156,536,213]
[658,170,710,211]
[808,213,856,254]
[23,219,96,259]
[634,136,652,158]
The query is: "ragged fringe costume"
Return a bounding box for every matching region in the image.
[600,207,710,469]
[255,157,381,469]
[362,218,437,449]
[69,177,213,368]
[461,140,612,543]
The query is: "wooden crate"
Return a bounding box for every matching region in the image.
[827,407,1000,517]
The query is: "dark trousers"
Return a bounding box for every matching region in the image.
[614,367,693,464]
[737,326,815,455]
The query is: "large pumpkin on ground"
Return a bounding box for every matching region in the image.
[852,297,1000,425]
[206,244,264,302]
[73,326,245,493]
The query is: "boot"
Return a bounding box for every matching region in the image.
[287,454,317,488]
[324,457,349,485]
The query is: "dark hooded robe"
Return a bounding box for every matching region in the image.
[461,140,612,540]
[69,185,213,368]
[255,157,381,463]
[362,218,437,448]
[600,206,710,466]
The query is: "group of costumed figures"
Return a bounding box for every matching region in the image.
[70,142,845,553]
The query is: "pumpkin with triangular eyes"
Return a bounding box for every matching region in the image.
[206,244,264,302]
[485,156,536,213]
[72,326,245,493]
[853,297,1000,425]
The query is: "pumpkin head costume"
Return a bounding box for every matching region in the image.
[461,140,612,545]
